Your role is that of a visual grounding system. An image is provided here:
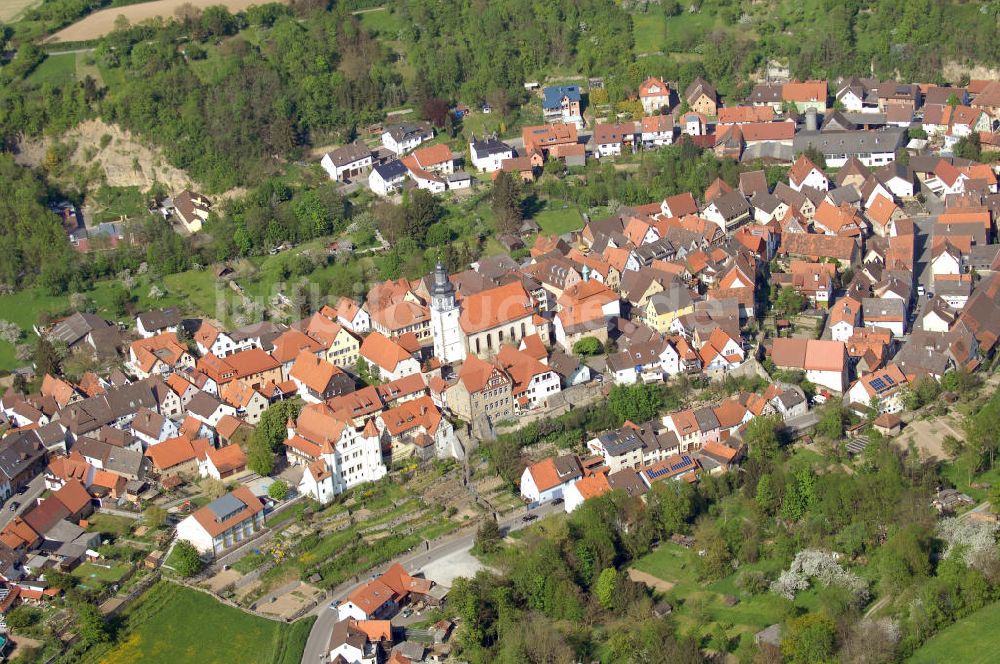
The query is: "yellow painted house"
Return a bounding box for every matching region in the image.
[324,326,361,369]
[644,286,695,333]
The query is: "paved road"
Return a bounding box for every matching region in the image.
[0,475,45,529]
[300,500,562,663]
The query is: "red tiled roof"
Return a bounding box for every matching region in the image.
[458,282,534,334]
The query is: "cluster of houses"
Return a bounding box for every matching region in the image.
[331,562,451,664]
[519,384,807,512]
[321,121,472,196]
[322,74,1000,200]
[7,70,1000,633]
[56,189,215,252]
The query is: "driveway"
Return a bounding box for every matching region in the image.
[0,474,45,529]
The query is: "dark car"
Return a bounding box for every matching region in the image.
[521,513,539,523]
[8,502,20,512]
[15,485,28,495]
[551,497,564,506]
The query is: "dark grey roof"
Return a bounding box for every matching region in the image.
[793,128,906,157]
[740,142,794,163]
[552,455,583,482]
[751,192,782,214]
[47,312,112,346]
[34,422,68,449]
[843,112,887,126]
[230,321,286,345]
[57,382,157,435]
[373,160,408,180]
[186,391,223,418]
[206,492,245,521]
[596,430,644,457]
[632,237,676,265]
[969,244,1000,270]
[693,407,720,432]
[826,185,861,207]
[383,121,433,142]
[862,297,906,319]
[136,308,181,332]
[470,136,513,159]
[325,142,373,167]
[607,468,647,497]
[709,191,752,220]
[747,83,782,104]
[0,432,46,481]
[894,332,952,377]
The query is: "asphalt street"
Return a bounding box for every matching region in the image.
[0,474,46,530]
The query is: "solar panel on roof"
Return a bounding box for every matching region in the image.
[646,466,671,480]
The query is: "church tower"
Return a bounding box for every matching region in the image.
[430,262,466,363]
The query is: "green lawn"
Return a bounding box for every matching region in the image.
[534,203,584,235]
[27,52,77,86]
[632,543,820,648]
[359,7,404,37]
[86,513,135,537]
[940,460,1000,502]
[0,267,225,371]
[91,185,149,223]
[909,600,1000,664]
[72,561,130,583]
[631,11,665,55]
[87,581,306,664]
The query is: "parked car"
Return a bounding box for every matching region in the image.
[521,513,539,523]
[551,497,564,506]
[15,485,28,495]
[8,502,19,512]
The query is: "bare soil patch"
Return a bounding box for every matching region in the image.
[628,568,676,592]
[256,583,321,620]
[46,0,290,42]
[16,118,196,192]
[206,568,243,592]
[0,0,41,22]
[895,415,963,461]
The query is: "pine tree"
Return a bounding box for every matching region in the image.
[491,171,523,234]
[33,336,62,377]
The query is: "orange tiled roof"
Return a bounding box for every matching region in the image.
[458,282,534,334]
[144,434,200,470]
[289,350,341,393]
[360,332,413,373]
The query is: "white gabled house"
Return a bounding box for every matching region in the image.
[368,160,409,197]
[519,455,582,503]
